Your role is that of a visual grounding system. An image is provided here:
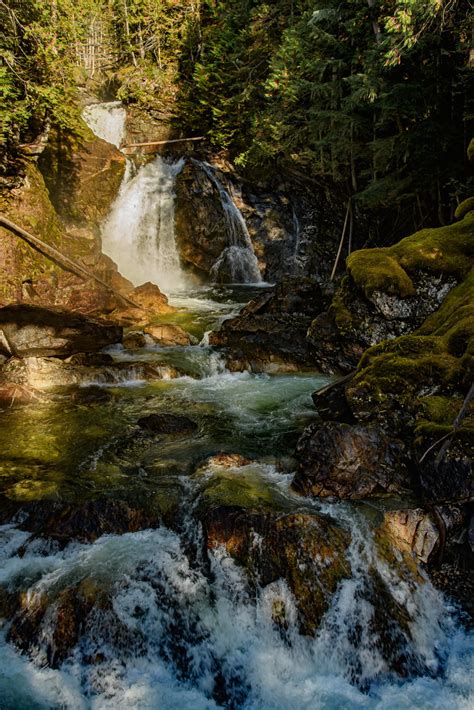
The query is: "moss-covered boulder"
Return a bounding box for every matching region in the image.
[300,210,473,507]
[308,212,473,374]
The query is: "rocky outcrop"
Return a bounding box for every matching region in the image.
[0,156,132,314]
[0,355,178,390]
[209,277,330,371]
[307,211,472,374]
[39,123,125,231]
[294,422,412,499]
[295,209,473,512]
[0,304,122,358]
[175,159,343,283]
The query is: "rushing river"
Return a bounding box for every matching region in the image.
[0,287,472,709]
[0,104,471,708]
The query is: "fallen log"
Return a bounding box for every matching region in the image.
[121,136,205,153]
[0,214,138,309]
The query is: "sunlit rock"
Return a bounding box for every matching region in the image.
[0,304,122,358]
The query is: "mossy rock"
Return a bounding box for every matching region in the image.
[455,197,474,221]
[347,211,474,299]
[347,257,473,441]
[468,138,474,162]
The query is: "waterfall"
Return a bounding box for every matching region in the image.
[83,101,188,294]
[101,156,187,293]
[82,101,126,149]
[196,161,262,284]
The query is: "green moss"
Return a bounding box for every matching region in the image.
[468,138,474,162]
[347,250,415,298]
[347,256,474,438]
[329,277,356,333]
[347,211,474,299]
[455,197,474,221]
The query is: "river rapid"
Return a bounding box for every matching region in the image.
[0,286,472,709]
[0,104,472,709]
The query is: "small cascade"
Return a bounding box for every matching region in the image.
[196,161,262,284]
[82,101,127,149]
[100,156,187,293]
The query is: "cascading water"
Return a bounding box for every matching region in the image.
[100,156,187,293]
[83,102,188,294]
[2,104,469,710]
[0,287,472,708]
[195,161,262,284]
[82,101,127,149]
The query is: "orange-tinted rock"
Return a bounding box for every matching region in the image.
[131,282,175,314]
[202,506,350,635]
[144,323,191,346]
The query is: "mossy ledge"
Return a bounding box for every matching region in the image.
[346,226,473,463]
[347,210,474,298]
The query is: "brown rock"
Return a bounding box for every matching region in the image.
[197,453,252,471]
[131,282,175,314]
[144,323,191,346]
[294,421,411,499]
[0,304,122,358]
[202,507,350,635]
[0,356,179,389]
[380,509,440,564]
[123,331,147,349]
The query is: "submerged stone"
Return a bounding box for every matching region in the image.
[137,412,198,435]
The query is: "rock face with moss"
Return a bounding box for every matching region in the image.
[295,206,473,601]
[307,212,473,374]
[0,132,130,314]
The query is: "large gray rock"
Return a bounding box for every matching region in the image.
[0,304,122,358]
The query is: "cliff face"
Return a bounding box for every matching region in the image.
[0,126,130,313]
[293,207,473,591]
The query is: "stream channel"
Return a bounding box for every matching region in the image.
[0,103,472,709]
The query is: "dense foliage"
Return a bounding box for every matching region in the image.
[177,1,473,228]
[1,0,472,233]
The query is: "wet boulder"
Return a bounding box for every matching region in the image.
[0,304,122,358]
[209,277,330,371]
[137,412,198,435]
[202,506,350,636]
[130,282,175,313]
[0,355,178,389]
[0,497,163,544]
[145,323,192,346]
[123,331,147,349]
[294,421,412,499]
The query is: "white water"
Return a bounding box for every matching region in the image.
[82,102,127,149]
[196,161,262,284]
[0,501,472,710]
[100,156,188,292]
[4,103,469,710]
